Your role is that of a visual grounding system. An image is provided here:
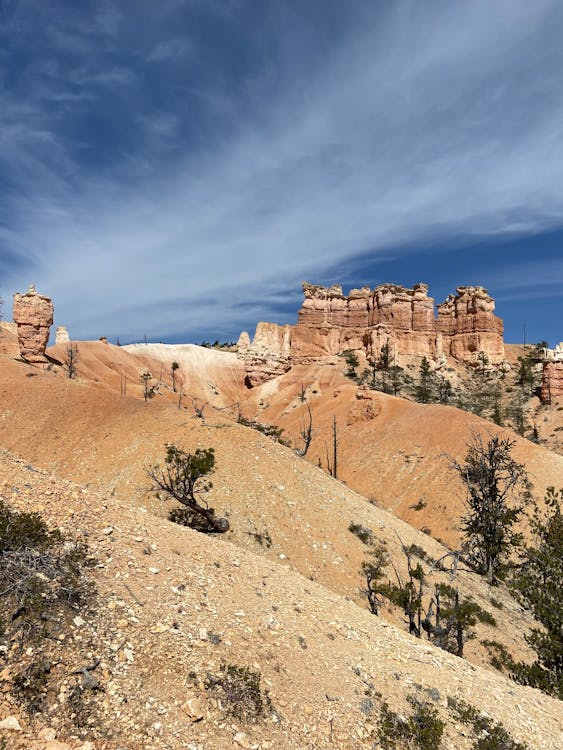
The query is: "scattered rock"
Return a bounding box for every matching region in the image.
[0,715,21,731]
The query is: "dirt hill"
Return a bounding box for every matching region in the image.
[1,450,561,750]
[0,338,561,749]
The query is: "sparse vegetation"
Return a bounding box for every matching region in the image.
[140,370,158,401]
[248,526,272,548]
[0,500,97,715]
[410,498,427,511]
[64,342,79,379]
[237,414,290,446]
[343,349,360,379]
[376,695,445,750]
[148,444,230,533]
[362,538,496,656]
[349,522,374,545]
[448,697,529,750]
[205,664,272,721]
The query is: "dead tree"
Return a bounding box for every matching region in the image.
[64,343,79,379]
[295,402,313,457]
[191,398,207,422]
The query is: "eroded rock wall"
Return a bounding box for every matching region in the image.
[239,322,292,387]
[437,286,504,363]
[239,281,505,386]
[540,343,563,402]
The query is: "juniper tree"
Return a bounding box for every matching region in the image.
[148,445,229,533]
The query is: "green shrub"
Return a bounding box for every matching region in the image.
[349,522,374,545]
[148,445,229,533]
[377,696,445,750]
[448,697,529,750]
[0,501,97,716]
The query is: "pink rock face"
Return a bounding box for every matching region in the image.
[12,285,54,363]
[541,361,563,402]
[437,286,504,364]
[293,282,439,361]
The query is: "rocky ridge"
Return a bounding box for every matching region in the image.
[238,282,504,387]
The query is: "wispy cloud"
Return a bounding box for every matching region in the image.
[0,0,562,341]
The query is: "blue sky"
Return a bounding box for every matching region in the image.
[0,0,562,346]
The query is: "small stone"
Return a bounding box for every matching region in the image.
[233,731,259,749]
[45,741,71,750]
[0,716,21,731]
[73,615,85,627]
[148,567,160,574]
[199,627,208,641]
[38,728,57,741]
[182,697,205,721]
[149,623,169,634]
[102,526,114,535]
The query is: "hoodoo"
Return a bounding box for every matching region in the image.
[540,343,563,403]
[12,284,54,364]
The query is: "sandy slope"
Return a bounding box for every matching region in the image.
[0,344,562,748]
[241,363,563,547]
[0,355,549,669]
[1,450,561,750]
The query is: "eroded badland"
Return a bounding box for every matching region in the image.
[0,282,561,750]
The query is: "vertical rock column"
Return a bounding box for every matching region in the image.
[12,284,54,363]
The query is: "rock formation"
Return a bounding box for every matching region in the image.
[238,281,505,387]
[55,326,70,343]
[540,343,563,402]
[436,286,504,363]
[292,282,439,361]
[239,322,292,387]
[12,284,54,363]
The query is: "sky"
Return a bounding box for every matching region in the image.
[0,0,562,346]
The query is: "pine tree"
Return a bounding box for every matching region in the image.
[415,357,434,403]
[511,487,562,698]
[452,434,530,584]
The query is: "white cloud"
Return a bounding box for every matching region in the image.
[1,0,563,340]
